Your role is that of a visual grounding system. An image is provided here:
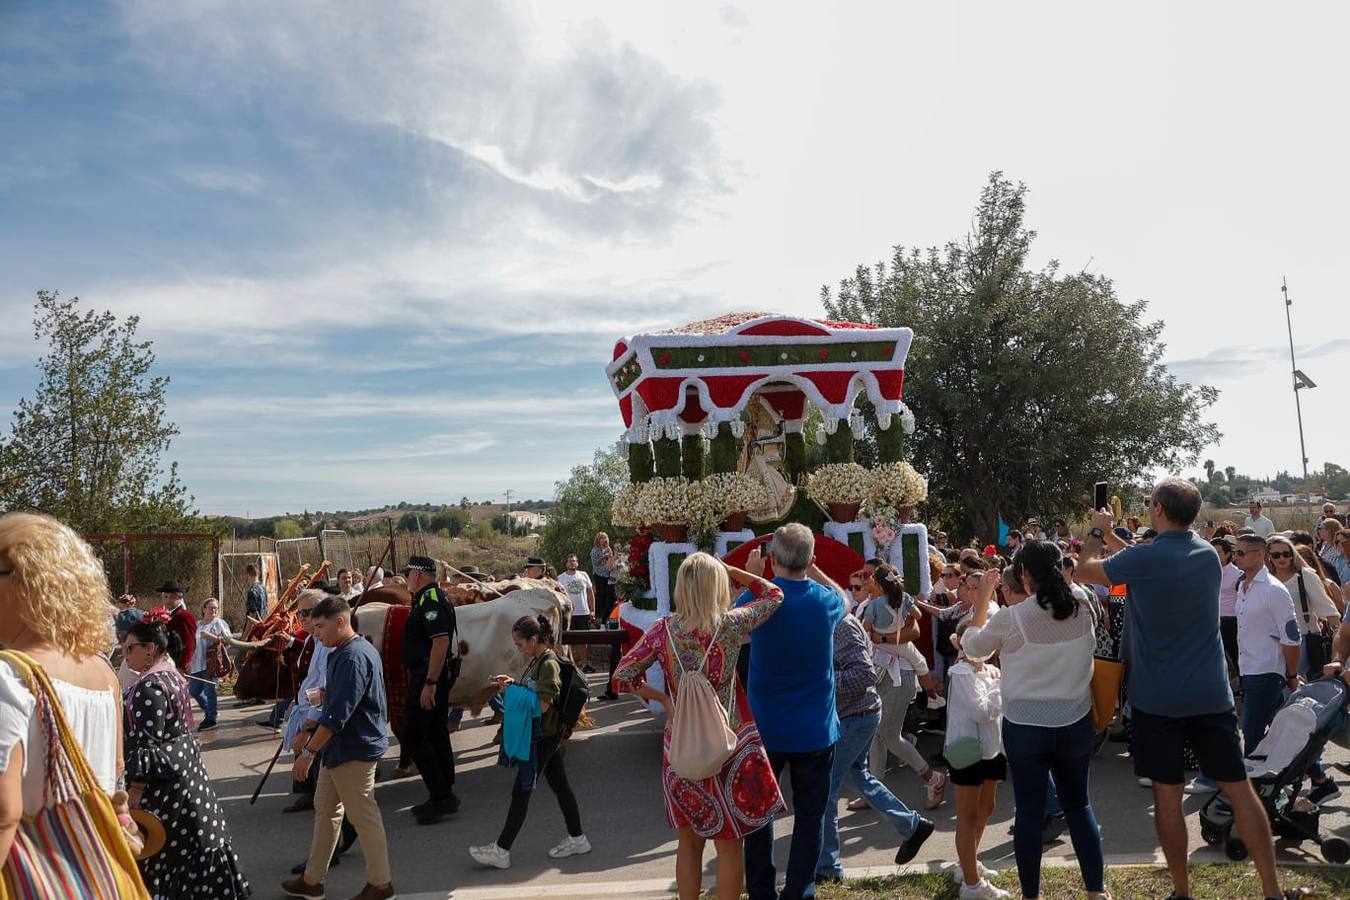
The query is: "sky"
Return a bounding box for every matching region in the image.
[2,1,1347,517]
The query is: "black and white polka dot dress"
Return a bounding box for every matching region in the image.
[125,671,251,899]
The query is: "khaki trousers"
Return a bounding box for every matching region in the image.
[305,759,391,886]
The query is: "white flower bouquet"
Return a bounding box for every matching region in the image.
[870,461,928,508]
[806,462,871,506]
[610,482,643,528]
[634,476,696,526]
[701,472,770,520]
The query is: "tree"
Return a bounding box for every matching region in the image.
[539,442,630,569]
[821,173,1220,542]
[0,291,193,531]
[272,518,303,539]
[1204,459,1216,481]
[1225,465,1237,484]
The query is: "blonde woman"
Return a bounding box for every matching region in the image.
[613,551,785,900]
[0,513,122,864]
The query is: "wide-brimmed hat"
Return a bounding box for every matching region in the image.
[523,556,547,569]
[458,565,482,576]
[155,581,185,595]
[131,808,167,860]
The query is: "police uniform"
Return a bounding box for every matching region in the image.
[401,557,460,818]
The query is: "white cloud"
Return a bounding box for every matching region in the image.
[175,167,263,195]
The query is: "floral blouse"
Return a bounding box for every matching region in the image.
[614,576,783,731]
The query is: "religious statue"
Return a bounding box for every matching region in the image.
[739,396,797,522]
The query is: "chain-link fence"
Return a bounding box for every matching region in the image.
[86,532,220,614]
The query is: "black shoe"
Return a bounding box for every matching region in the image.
[197,719,217,732]
[600,691,619,701]
[1108,729,1131,743]
[413,795,459,824]
[894,817,934,865]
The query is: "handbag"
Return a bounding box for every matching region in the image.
[666,622,739,781]
[205,632,234,679]
[1294,573,1334,674]
[0,650,151,900]
[943,736,984,770]
[1090,656,1125,732]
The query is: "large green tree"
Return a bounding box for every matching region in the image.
[0,291,194,532]
[539,441,630,570]
[821,173,1219,542]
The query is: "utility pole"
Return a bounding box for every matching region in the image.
[502,489,515,536]
[1281,277,1314,487]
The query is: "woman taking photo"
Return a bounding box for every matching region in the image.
[611,551,786,900]
[187,597,233,732]
[963,541,1109,900]
[0,513,124,867]
[469,614,589,870]
[123,612,250,897]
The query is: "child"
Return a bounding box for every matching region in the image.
[945,619,1008,900]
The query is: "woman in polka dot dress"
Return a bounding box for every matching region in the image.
[123,614,251,899]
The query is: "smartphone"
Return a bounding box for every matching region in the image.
[1206,519,1214,528]
[1093,482,1109,511]
[760,539,772,557]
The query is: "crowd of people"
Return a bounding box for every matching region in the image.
[2,489,1348,899]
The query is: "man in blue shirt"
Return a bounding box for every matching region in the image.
[1079,478,1286,900]
[737,523,846,900]
[282,596,394,900]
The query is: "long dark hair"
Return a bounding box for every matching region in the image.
[127,620,185,662]
[873,563,907,610]
[512,614,554,645]
[1015,541,1077,620]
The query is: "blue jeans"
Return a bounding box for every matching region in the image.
[817,712,919,879]
[269,697,292,728]
[1239,673,1287,753]
[1003,713,1104,898]
[188,670,218,722]
[745,744,835,900]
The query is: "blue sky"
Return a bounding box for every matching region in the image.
[3,2,1348,516]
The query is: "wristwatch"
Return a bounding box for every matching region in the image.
[301,747,316,758]
[423,678,438,687]
[1088,528,1105,540]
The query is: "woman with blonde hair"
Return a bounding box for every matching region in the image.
[0,513,123,863]
[613,550,785,900]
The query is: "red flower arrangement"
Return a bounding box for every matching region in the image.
[142,607,172,626]
[615,529,655,607]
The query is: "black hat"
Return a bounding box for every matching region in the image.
[1112,527,1135,544]
[458,565,482,576]
[524,556,546,569]
[402,555,436,574]
[1211,534,1237,548]
[156,581,185,595]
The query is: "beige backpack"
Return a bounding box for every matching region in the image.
[666,620,739,781]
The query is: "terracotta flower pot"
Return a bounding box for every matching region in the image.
[828,502,862,524]
[652,523,689,543]
[719,512,747,533]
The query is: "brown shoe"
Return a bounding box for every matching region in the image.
[283,795,314,813]
[280,875,325,898]
[347,884,395,900]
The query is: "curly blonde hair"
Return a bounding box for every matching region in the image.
[0,512,114,656]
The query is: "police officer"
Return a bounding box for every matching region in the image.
[401,555,460,825]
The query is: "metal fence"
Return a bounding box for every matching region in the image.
[217,551,280,631]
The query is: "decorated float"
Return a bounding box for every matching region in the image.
[606,312,933,704]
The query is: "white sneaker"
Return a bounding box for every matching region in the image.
[547,834,592,859]
[926,694,947,710]
[958,878,1011,899]
[469,843,511,869]
[1137,777,1153,788]
[947,861,999,882]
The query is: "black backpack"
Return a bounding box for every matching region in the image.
[555,653,590,736]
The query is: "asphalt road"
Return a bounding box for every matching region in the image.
[200,674,1350,899]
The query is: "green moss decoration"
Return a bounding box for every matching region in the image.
[825,426,854,464]
[628,441,654,483]
[653,437,681,477]
[901,532,922,595]
[876,420,905,463]
[668,553,687,611]
[710,423,739,474]
[631,592,657,611]
[650,341,896,370]
[847,531,866,557]
[681,434,706,480]
[784,432,806,480]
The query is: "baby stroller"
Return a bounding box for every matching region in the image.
[1199,678,1350,864]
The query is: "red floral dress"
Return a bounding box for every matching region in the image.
[614,578,786,840]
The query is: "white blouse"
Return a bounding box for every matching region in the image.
[945,660,1003,760]
[0,662,119,814]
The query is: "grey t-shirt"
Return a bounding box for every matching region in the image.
[1103,530,1234,717]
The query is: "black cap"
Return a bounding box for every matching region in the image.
[1211,534,1237,548]
[458,565,481,575]
[402,555,436,574]
[1112,527,1135,544]
[156,581,185,595]
[524,556,546,569]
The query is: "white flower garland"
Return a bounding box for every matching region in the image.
[805,462,871,505]
[870,461,928,508]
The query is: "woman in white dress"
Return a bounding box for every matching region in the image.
[0,512,122,864]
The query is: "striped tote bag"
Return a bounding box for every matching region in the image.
[0,651,150,900]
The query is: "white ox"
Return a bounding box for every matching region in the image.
[353,586,569,710]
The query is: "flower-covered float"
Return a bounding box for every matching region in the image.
[606,312,934,704]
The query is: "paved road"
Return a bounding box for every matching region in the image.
[201,674,1350,899]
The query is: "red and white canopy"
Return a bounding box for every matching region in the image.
[607,312,913,441]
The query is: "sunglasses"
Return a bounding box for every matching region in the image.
[297,609,314,618]
[1232,548,1261,558]
[1268,551,1293,560]
[123,641,149,651]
